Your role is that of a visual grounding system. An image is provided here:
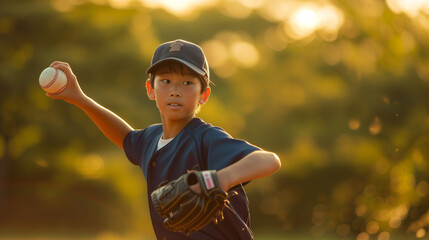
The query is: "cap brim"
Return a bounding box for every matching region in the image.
[146,57,206,76]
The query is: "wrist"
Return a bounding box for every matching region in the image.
[72,94,92,108]
[217,169,233,192]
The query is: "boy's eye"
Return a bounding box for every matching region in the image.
[161,79,170,84]
[184,81,193,86]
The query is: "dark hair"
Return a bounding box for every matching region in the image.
[148,60,210,93]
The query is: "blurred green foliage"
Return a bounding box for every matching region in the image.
[1,0,429,239]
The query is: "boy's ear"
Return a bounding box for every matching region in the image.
[199,87,211,105]
[146,80,156,100]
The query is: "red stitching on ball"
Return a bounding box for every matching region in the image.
[40,68,58,88]
[52,84,67,94]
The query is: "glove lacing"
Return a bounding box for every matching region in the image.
[213,190,238,225]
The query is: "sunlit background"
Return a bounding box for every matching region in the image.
[1,0,429,239]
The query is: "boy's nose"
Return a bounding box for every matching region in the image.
[170,91,180,97]
[169,84,181,97]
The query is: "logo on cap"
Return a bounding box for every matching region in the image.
[169,41,184,52]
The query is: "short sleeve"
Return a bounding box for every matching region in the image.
[123,129,146,165]
[202,127,261,171]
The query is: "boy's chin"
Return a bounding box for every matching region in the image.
[161,113,195,122]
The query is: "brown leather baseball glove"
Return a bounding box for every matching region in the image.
[151,170,229,234]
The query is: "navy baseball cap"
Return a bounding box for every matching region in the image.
[146,39,210,79]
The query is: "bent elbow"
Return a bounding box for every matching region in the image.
[271,152,281,172]
[273,153,282,172]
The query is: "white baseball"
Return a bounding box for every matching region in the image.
[39,67,68,94]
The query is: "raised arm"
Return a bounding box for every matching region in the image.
[46,61,133,149]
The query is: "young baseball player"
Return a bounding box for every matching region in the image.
[47,39,281,240]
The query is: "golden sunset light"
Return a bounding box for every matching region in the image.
[4,0,429,239]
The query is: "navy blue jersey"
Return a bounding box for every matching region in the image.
[123,118,260,240]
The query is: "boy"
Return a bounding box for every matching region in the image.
[47,39,281,239]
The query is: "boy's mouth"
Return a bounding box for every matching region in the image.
[168,103,181,107]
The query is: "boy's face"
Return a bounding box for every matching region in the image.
[146,66,210,123]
